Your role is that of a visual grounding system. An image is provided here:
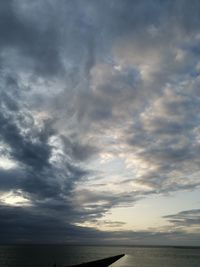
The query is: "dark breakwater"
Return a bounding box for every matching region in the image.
[69,254,125,267]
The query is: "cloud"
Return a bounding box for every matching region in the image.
[0,0,63,76]
[0,0,200,244]
[163,209,200,228]
[0,71,91,237]
[1,203,199,245]
[126,84,200,193]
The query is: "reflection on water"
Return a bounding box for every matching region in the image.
[0,245,200,267]
[111,247,200,267]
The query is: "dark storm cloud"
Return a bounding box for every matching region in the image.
[0,205,97,243]
[0,67,107,245]
[0,0,62,76]
[1,204,199,245]
[0,72,90,234]
[0,80,53,171]
[0,168,25,192]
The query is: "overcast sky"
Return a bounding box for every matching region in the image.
[0,0,200,246]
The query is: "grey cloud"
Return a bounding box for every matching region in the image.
[75,67,141,125]
[1,204,199,245]
[0,0,63,76]
[1,0,200,244]
[61,135,98,161]
[76,91,112,122]
[1,0,200,80]
[164,209,200,227]
[0,93,53,171]
[127,84,200,193]
[0,168,25,192]
[95,220,126,227]
[0,205,94,243]
[71,188,143,225]
[0,72,90,225]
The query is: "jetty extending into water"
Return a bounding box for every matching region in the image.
[54,254,125,267]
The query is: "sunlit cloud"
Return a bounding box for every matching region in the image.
[0,190,31,207]
[0,157,18,170]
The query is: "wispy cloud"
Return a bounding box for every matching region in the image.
[164,209,200,229]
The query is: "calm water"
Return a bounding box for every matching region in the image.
[0,245,199,267]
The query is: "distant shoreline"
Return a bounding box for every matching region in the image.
[0,244,199,249]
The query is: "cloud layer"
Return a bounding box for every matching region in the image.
[0,0,200,245]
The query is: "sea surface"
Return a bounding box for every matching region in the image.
[0,245,200,267]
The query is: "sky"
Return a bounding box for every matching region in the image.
[0,0,200,246]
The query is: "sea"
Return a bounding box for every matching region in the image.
[0,245,200,267]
